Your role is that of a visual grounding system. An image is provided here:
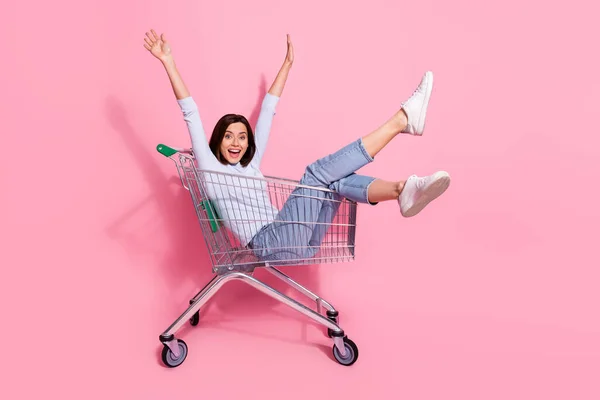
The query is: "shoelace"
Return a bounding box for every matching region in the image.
[411,175,426,190]
[404,83,424,105]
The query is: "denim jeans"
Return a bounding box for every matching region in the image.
[249,138,376,262]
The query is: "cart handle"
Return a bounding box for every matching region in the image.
[156,144,193,157]
[156,143,193,191]
[156,144,177,157]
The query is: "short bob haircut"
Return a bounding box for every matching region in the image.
[209,113,256,167]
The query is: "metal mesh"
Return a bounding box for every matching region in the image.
[175,153,357,272]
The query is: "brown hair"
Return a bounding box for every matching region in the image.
[209,114,256,167]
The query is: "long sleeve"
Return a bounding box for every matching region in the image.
[177,96,218,168]
[252,93,280,167]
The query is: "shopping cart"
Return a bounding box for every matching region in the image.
[156,143,360,368]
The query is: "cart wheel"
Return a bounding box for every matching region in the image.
[190,311,200,326]
[332,337,358,366]
[161,339,188,368]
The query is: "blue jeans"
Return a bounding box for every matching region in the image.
[249,138,376,262]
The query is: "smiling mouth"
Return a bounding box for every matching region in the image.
[228,149,241,158]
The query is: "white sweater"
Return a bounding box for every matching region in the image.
[177,94,281,246]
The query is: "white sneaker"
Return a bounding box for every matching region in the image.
[399,171,450,217]
[401,71,434,135]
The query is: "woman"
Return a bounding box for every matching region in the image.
[143,29,451,261]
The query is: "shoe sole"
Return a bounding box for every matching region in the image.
[416,71,434,135]
[401,171,450,217]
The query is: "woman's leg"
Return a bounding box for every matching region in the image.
[296,70,434,194]
[323,70,449,214]
[365,179,404,203]
[331,168,450,216]
[250,186,340,262]
[362,70,433,157]
[250,71,444,260]
[294,70,434,188]
[360,110,407,159]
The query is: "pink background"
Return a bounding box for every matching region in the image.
[2,0,599,398]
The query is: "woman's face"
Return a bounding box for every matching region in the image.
[220,122,249,164]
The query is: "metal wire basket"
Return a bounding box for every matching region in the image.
[156,144,360,368]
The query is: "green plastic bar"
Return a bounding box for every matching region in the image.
[201,200,221,232]
[156,144,178,157]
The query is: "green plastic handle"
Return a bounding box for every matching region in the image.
[156,144,178,157]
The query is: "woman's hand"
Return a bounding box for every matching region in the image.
[143,29,172,62]
[268,34,294,97]
[143,29,189,99]
[285,34,294,65]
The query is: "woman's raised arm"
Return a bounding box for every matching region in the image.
[267,34,294,97]
[253,34,294,166]
[143,29,215,165]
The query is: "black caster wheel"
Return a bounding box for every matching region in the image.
[332,337,358,366]
[161,339,188,368]
[190,311,200,326]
